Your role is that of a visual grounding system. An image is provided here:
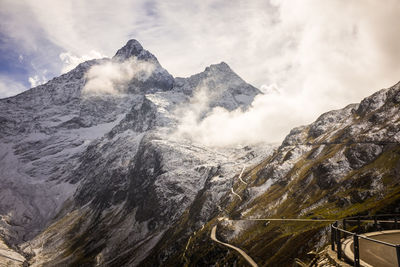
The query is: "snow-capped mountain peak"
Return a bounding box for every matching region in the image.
[204,61,231,72]
[113,39,158,62]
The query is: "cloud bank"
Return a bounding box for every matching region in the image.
[172,0,400,145]
[173,83,311,145]
[1,0,400,143]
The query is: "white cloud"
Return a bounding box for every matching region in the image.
[82,57,155,95]
[260,84,279,95]
[0,76,27,98]
[28,75,47,88]
[59,50,104,73]
[174,83,310,146]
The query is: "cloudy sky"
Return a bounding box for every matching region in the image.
[1,0,400,141]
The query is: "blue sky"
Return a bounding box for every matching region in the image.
[0,32,63,85]
[0,33,30,87]
[1,0,400,137]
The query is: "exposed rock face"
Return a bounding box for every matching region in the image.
[113,39,174,93]
[113,39,157,62]
[345,143,383,169]
[174,62,260,111]
[0,57,133,244]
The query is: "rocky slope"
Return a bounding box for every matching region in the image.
[167,82,400,266]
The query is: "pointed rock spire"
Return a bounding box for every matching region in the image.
[113,39,158,62]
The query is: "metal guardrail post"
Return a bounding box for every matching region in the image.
[396,245,400,267]
[331,224,335,251]
[328,214,400,266]
[353,234,360,267]
[336,228,342,259]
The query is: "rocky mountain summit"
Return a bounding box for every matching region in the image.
[0,39,399,266]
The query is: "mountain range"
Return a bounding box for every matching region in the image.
[0,39,399,266]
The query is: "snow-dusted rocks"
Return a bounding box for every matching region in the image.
[113,39,174,93]
[232,82,400,223]
[174,62,260,111]
[1,38,400,266]
[113,39,156,62]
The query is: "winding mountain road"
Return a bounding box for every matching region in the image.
[343,230,400,267]
[216,166,336,266]
[211,225,258,267]
[238,166,248,185]
[209,217,337,266]
[230,188,242,201]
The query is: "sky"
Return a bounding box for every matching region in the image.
[1,0,400,143]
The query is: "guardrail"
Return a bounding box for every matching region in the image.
[331,214,400,267]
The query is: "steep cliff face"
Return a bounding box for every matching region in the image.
[0,57,133,244]
[0,40,177,244]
